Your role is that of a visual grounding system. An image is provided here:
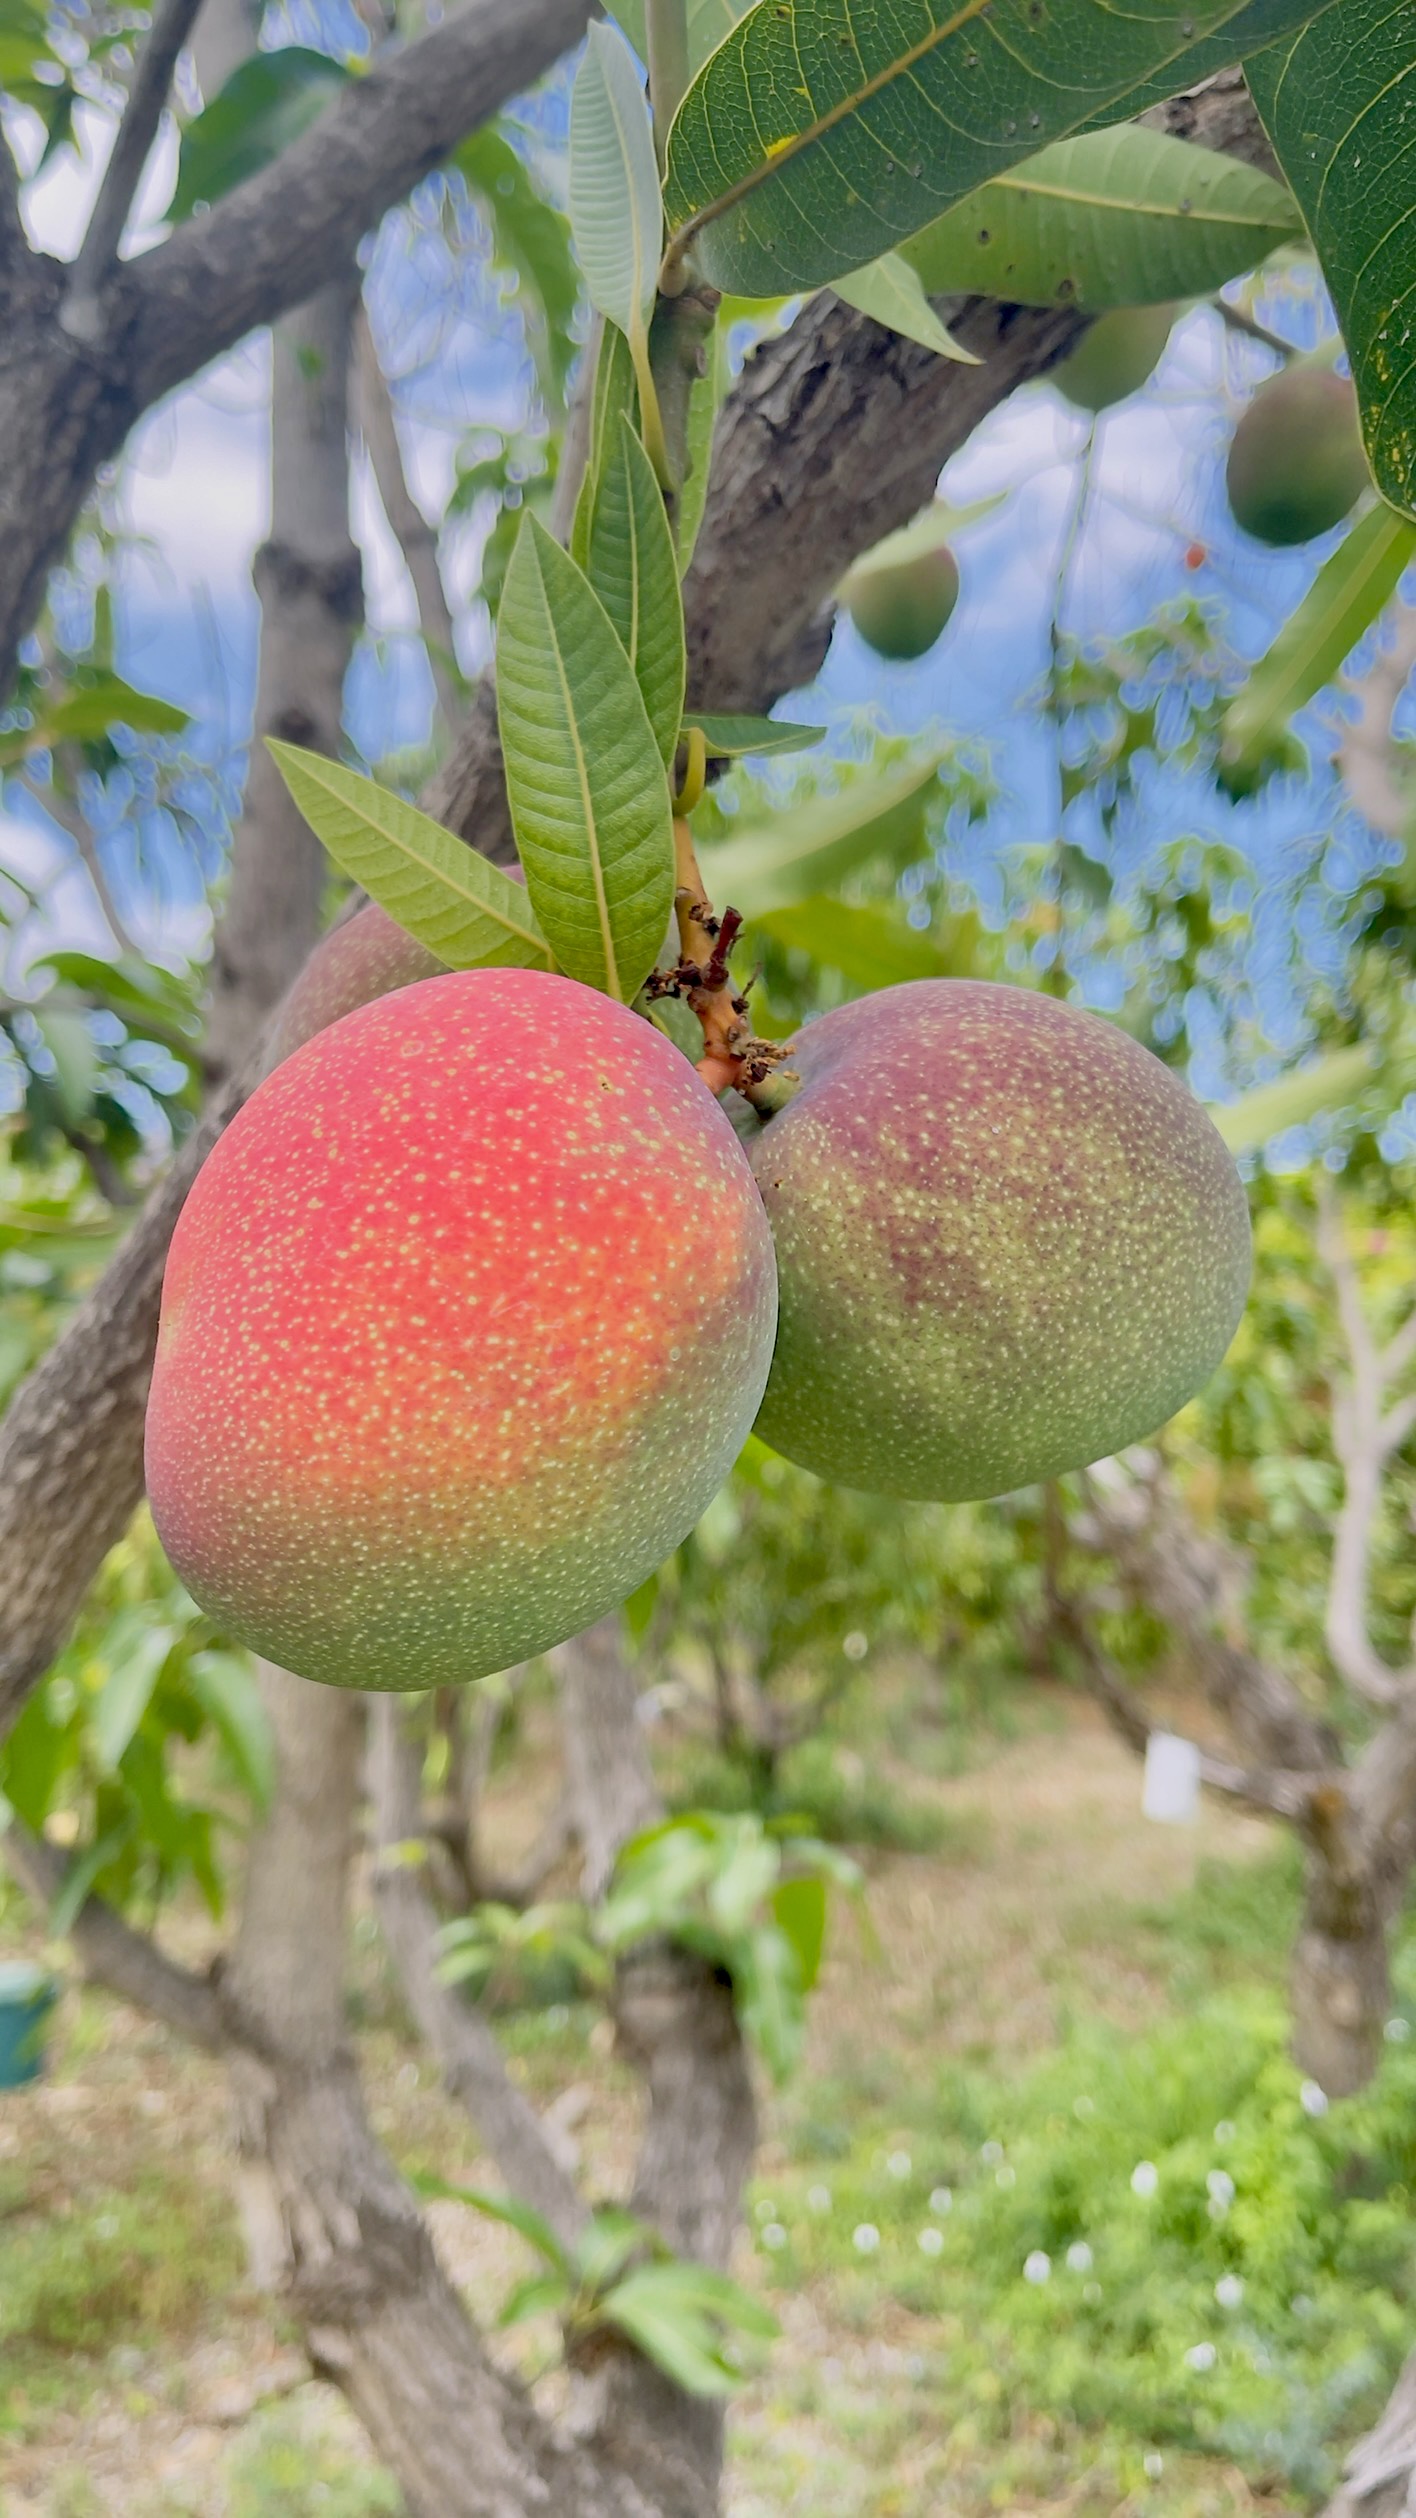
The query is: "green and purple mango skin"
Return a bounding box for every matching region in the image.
[273,901,446,1062]
[746,980,1251,1501]
[1226,367,1369,548]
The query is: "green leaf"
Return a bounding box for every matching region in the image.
[170,49,350,221]
[1074,0,1326,125]
[684,713,825,759]
[188,1652,274,1814]
[266,744,553,973]
[899,126,1302,311]
[586,415,687,771]
[602,2261,777,2394]
[674,305,729,575]
[34,1011,98,1127]
[495,516,675,1002]
[569,24,662,402]
[607,0,750,69]
[571,320,641,570]
[499,2271,573,2328]
[1221,504,1416,787]
[771,1871,827,1992]
[44,677,190,743]
[832,251,979,362]
[754,896,985,989]
[410,2173,572,2276]
[48,1821,136,1940]
[0,1692,69,1830]
[453,125,580,403]
[1248,3,1416,520]
[734,1922,805,2079]
[93,1626,177,1770]
[699,750,945,917]
[660,0,1328,300]
[1207,1047,1377,1152]
[838,494,1005,591]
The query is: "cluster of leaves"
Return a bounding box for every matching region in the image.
[758,1907,1416,2496]
[439,1809,861,2082]
[0,1516,271,1925]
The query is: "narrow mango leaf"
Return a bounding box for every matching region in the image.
[453,125,580,403]
[660,0,1329,300]
[900,126,1301,311]
[1208,1047,1377,1153]
[699,751,945,916]
[571,321,640,570]
[266,744,553,972]
[188,1652,275,1813]
[496,516,675,1002]
[1221,504,1416,785]
[1075,0,1329,126]
[411,2173,571,2276]
[569,23,663,453]
[771,1872,827,1992]
[838,494,1005,592]
[586,414,686,770]
[48,1823,135,1940]
[753,895,985,987]
[684,712,825,758]
[170,49,350,220]
[832,251,978,362]
[1248,3,1416,521]
[92,1627,176,1770]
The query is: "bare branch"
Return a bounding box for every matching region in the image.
[1317,1181,1416,1706]
[122,0,595,413]
[63,0,206,342]
[1337,598,1416,836]
[4,1822,225,2049]
[354,305,461,736]
[367,1696,588,2254]
[18,755,142,957]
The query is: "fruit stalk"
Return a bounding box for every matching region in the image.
[648,803,799,1113]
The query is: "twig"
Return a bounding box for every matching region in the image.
[1316,1180,1416,1705]
[18,758,142,957]
[63,0,207,343]
[4,1822,225,2049]
[1210,293,1299,361]
[1336,599,1416,836]
[353,307,461,737]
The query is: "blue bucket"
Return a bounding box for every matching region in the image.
[0,1960,58,2088]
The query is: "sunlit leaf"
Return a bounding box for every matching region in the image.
[684,713,825,758]
[1208,1047,1378,1153]
[832,251,978,362]
[585,414,686,769]
[900,126,1301,310]
[569,23,663,447]
[267,744,553,973]
[699,751,945,916]
[496,516,675,1001]
[753,895,985,988]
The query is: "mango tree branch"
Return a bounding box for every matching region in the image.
[62,0,206,343]
[5,1822,226,2048]
[354,306,462,739]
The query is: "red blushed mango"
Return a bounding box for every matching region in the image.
[746,980,1250,1501]
[147,969,778,1689]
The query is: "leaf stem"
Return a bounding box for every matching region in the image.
[645,0,690,176]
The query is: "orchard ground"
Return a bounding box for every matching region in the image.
[8,1660,1409,2518]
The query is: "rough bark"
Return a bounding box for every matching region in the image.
[5,1823,224,2050]
[0,0,593,684]
[223,1667,655,2518]
[559,1621,757,2516]
[204,279,364,1086]
[1322,2344,1416,2518]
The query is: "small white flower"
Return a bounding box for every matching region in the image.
[1023,2250,1051,2284]
[807,2184,832,2215]
[1385,2016,1411,2043]
[1066,2241,1094,2274]
[754,2199,777,2221]
[1130,2161,1159,2199]
[1143,2453,1164,2481]
[94,2214,119,2242]
[843,1630,869,1661]
[995,2164,1016,2189]
[887,2150,912,2180]
[1213,2120,1236,2143]
[1291,2293,1314,2319]
[1215,2275,1244,2310]
[1083,2280,1103,2305]
[1206,2170,1235,2207]
[853,2223,880,2254]
[1184,2342,1217,2373]
[1300,2078,1329,2117]
[1073,2095,1095,2119]
[1250,2345,1273,2374]
[761,2223,788,2251]
[929,2186,953,2217]
[917,2226,944,2257]
[981,2139,1004,2165]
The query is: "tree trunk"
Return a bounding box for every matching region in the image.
[204,278,363,1086]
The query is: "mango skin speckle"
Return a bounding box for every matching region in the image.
[747,980,1251,1501]
[273,902,444,1063]
[146,969,778,1689]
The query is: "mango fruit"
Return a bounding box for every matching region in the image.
[1054,305,1178,415]
[1226,365,1368,547]
[843,546,960,662]
[146,969,778,1688]
[745,980,1250,1500]
[274,901,443,1062]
